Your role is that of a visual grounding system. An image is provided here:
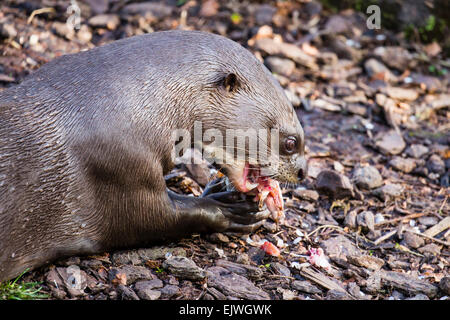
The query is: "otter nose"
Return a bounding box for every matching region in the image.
[297,157,308,182]
[298,168,305,180]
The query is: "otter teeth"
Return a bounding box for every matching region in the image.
[245,181,259,191]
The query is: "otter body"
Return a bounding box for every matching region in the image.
[0,31,306,281]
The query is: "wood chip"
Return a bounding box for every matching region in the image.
[423,216,450,238]
[299,266,354,299]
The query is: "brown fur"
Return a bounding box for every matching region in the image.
[0,30,306,282]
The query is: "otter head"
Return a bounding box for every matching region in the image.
[189,34,308,191]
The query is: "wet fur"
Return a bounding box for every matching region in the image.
[0,30,304,281]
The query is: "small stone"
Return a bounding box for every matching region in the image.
[160,285,180,299]
[347,254,384,270]
[235,253,250,265]
[0,22,17,38]
[344,210,358,229]
[375,130,406,155]
[199,0,219,17]
[254,4,277,25]
[427,154,445,175]
[356,211,375,233]
[373,46,413,70]
[372,184,404,201]
[134,280,163,300]
[293,189,319,201]
[76,25,92,43]
[110,265,153,285]
[292,280,322,294]
[321,235,361,261]
[315,170,355,199]
[84,0,109,15]
[88,14,120,30]
[385,87,419,101]
[162,256,206,281]
[121,2,173,19]
[417,243,442,255]
[439,277,450,295]
[265,56,296,77]
[271,262,291,277]
[111,250,141,265]
[389,156,416,173]
[364,58,396,81]
[418,216,438,226]
[206,266,270,299]
[208,233,230,243]
[254,38,317,70]
[365,271,382,294]
[117,284,139,300]
[403,231,425,249]
[52,21,75,40]
[326,289,352,300]
[353,165,383,189]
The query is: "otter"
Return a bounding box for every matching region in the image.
[0,30,307,282]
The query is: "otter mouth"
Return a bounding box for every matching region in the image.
[232,163,284,222]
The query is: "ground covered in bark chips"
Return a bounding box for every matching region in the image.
[0,0,449,300]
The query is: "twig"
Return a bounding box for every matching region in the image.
[375,212,429,227]
[373,229,397,245]
[307,224,345,237]
[27,8,56,24]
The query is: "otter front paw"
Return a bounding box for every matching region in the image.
[204,190,270,233]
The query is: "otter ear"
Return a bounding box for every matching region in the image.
[223,73,239,92]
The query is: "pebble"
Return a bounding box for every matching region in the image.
[254,4,277,25]
[347,254,384,270]
[109,265,153,285]
[372,184,404,201]
[0,22,17,38]
[389,156,416,173]
[134,279,163,300]
[375,130,406,155]
[344,210,358,229]
[417,243,442,255]
[315,170,355,199]
[293,189,319,201]
[265,56,296,76]
[356,211,375,232]
[162,256,206,281]
[418,216,438,226]
[88,14,120,30]
[426,154,445,175]
[206,266,270,299]
[373,46,413,70]
[117,284,139,300]
[353,165,383,189]
[160,284,180,299]
[403,231,425,249]
[364,58,396,81]
[385,87,419,101]
[292,280,322,294]
[439,277,450,295]
[321,235,361,261]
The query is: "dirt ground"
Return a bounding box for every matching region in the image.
[0,0,448,300]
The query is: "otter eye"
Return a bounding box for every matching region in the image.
[284,136,297,153]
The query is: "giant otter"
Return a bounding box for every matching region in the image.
[0,30,307,282]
